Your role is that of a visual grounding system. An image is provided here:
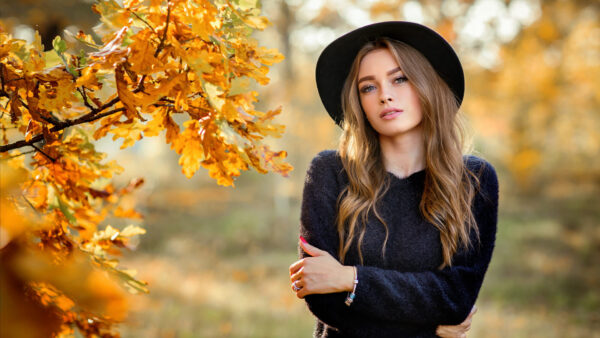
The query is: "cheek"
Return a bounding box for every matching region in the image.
[359,95,378,118]
[406,88,423,119]
[414,101,424,122]
[358,96,378,130]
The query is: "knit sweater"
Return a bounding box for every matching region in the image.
[299,150,499,338]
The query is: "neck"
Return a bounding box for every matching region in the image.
[378,127,425,178]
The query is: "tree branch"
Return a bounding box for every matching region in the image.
[31,143,56,162]
[154,0,172,58]
[129,11,156,33]
[0,63,5,94]
[0,149,35,160]
[0,107,127,153]
[21,194,42,215]
[17,98,62,126]
[78,87,98,111]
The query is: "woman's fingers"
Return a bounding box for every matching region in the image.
[291,279,303,291]
[469,305,477,316]
[291,237,342,298]
[290,267,304,283]
[291,273,308,298]
[299,236,328,257]
[436,306,477,337]
[458,305,477,329]
[289,258,305,275]
[295,282,309,299]
[435,325,467,338]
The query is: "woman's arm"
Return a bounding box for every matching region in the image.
[295,151,430,335]
[296,151,498,329]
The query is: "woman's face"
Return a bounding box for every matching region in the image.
[357,48,423,139]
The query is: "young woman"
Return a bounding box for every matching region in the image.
[289,22,499,337]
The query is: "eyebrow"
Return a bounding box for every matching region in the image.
[357,67,403,84]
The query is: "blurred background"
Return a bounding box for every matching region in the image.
[1,0,598,336]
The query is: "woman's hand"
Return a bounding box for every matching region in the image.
[289,237,355,299]
[435,306,477,338]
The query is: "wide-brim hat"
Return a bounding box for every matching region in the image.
[315,21,464,125]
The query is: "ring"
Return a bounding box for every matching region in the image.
[292,280,301,292]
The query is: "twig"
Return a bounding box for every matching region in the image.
[0,149,35,160]
[31,143,56,162]
[17,98,62,126]
[130,11,156,33]
[133,1,172,92]
[78,87,98,111]
[97,96,121,114]
[153,103,173,108]
[4,78,25,84]
[21,194,42,215]
[87,107,126,122]
[154,0,172,58]
[0,63,5,93]
[39,115,60,126]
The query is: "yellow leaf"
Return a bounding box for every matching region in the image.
[228,76,252,97]
[75,67,102,90]
[173,120,204,178]
[114,207,143,220]
[127,31,163,75]
[204,82,225,111]
[256,46,284,66]
[120,225,146,237]
[244,15,270,30]
[93,225,120,242]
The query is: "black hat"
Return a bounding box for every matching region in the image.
[315,21,464,125]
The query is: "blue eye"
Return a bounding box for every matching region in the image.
[360,85,375,93]
[394,76,408,84]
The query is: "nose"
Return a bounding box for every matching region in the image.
[379,96,393,104]
[379,85,393,104]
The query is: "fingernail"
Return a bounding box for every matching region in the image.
[299,236,307,244]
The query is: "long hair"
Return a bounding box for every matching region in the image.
[336,38,479,268]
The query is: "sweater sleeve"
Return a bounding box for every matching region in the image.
[350,159,499,325]
[298,151,358,329]
[299,151,433,336]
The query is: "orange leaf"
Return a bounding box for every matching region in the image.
[115,66,145,121]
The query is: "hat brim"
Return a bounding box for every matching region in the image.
[315,21,464,126]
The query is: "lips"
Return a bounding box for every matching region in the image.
[380,107,403,119]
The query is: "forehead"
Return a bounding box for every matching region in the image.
[358,48,401,76]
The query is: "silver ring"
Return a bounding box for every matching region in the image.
[292,280,301,292]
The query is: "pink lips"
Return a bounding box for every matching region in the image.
[380,107,403,120]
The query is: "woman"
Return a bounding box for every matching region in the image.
[289,22,499,337]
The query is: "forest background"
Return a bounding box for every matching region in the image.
[1,0,598,337]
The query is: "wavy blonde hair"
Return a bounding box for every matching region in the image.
[336,38,479,268]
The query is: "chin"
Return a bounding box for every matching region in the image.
[375,125,410,135]
[374,123,421,138]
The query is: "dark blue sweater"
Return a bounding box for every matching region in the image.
[299,150,499,338]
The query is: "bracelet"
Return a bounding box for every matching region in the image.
[344,266,358,306]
